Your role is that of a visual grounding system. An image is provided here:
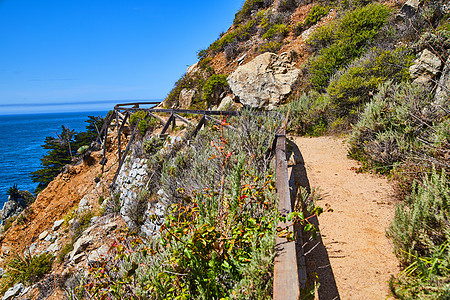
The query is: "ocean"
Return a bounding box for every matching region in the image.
[0,111,108,207]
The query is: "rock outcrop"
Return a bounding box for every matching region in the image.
[0,191,34,225]
[397,0,420,19]
[435,56,450,107]
[178,88,196,109]
[227,52,300,109]
[409,49,442,86]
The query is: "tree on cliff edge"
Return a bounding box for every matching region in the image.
[31,116,104,194]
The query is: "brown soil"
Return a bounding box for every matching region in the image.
[292,136,399,299]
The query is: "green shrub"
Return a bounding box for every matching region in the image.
[278,0,299,12]
[209,20,257,53]
[138,119,148,135]
[129,111,147,126]
[58,242,74,263]
[164,72,207,108]
[234,0,273,25]
[307,3,392,89]
[278,91,330,136]
[259,41,282,53]
[202,74,229,105]
[304,5,329,27]
[2,216,16,232]
[262,23,289,40]
[388,168,450,298]
[327,47,413,119]
[4,252,54,285]
[143,136,164,154]
[348,82,432,172]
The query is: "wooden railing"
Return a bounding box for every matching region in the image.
[99,102,303,299]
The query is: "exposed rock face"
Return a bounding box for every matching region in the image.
[2,283,23,300]
[227,52,300,109]
[435,56,450,107]
[179,88,196,109]
[397,0,420,19]
[409,49,442,86]
[0,191,34,225]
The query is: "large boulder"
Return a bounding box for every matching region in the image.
[178,88,196,109]
[227,52,300,109]
[409,49,442,86]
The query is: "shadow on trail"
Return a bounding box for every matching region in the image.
[286,139,341,300]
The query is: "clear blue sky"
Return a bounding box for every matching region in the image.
[0,0,244,114]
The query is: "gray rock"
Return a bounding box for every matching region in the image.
[218,96,235,111]
[44,233,56,242]
[46,242,61,254]
[72,253,85,264]
[179,89,196,109]
[52,219,65,231]
[2,283,23,300]
[29,243,37,253]
[397,0,420,19]
[87,244,110,263]
[0,268,4,278]
[39,230,49,241]
[0,192,32,225]
[435,56,450,107]
[69,235,94,261]
[227,52,300,109]
[409,49,442,86]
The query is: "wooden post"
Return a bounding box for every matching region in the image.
[111,119,140,189]
[161,114,175,135]
[273,131,300,300]
[116,110,121,162]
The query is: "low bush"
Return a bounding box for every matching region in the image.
[209,20,257,53]
[327,47,413,119]
[143,136,164,155]
[202,74,229,105]
[278,91,330,136]
[277,0,299,12]
[304,5,329,28]
[234,0,273,25]
[2,252,54,290]
[307,3,392,89]
[262,23,289,41]
[129,111,147,126]
[388,168,450,298]
[349,82,432,173]
[164,73,205,108]
[259,41,282,53]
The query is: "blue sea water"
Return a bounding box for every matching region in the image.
[0,111,108,207]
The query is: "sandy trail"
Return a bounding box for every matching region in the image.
[292,136,399,300]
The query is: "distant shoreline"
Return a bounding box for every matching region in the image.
[0,99,162,116]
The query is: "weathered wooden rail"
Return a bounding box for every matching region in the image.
[98,102,303,299]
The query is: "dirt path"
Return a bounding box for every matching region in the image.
[292,136,399,300]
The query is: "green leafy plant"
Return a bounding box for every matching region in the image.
[327,47,413,120]
[262,23,289,40]
[259,41,282,53]
[278,91,330,136]
[388,168,450,298]
[307,3,392,89]
[3,252,54,286]
[202,74,229,105]
[304,5,329,27]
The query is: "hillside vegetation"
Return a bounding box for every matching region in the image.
[163,0,449,297]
